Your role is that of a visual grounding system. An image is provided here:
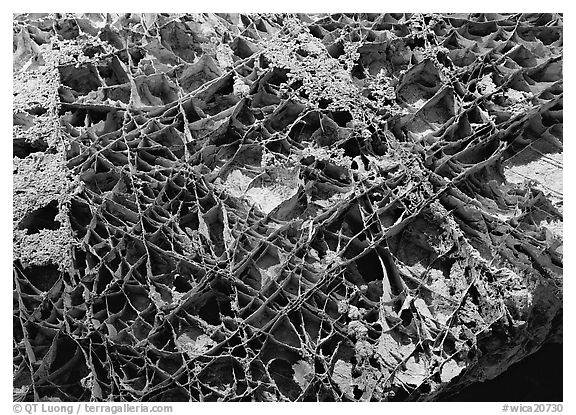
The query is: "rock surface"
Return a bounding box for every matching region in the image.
[13,13,562,402]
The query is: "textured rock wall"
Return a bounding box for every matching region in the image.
[13,13,562,402]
